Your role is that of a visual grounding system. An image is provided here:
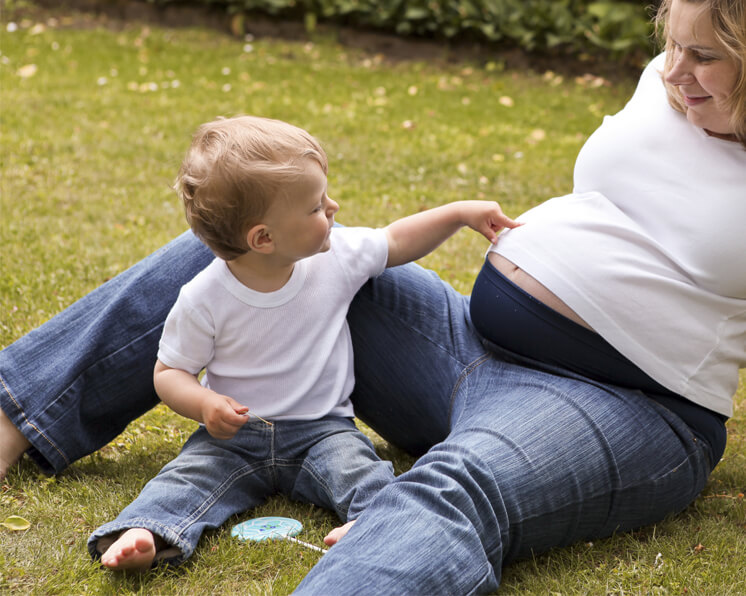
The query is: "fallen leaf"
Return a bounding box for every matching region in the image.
[230,13,245,37]
[498,96,514,108]
[1,515,31,531]
[543,70,564,87]
[575,74,610,88]
[528,129,547,144]
[654,552,664,569]
[17,64,38,78]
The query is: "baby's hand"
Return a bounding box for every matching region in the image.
[461,200,521,244]
[201,393,249,440]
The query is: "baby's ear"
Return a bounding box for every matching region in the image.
[246,224,274,253]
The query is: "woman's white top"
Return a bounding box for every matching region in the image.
[158,227,388,421]
[490,53,746,417]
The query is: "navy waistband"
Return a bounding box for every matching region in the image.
[470,258,726,465]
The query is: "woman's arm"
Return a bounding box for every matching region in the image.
[153,360,249,439]
[384,200,520,267]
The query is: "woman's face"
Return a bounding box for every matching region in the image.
[665,0,740,137]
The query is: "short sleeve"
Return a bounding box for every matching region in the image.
[328,226,389,291]
[157,290,216,374]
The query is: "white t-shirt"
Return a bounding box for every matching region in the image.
[158,227,389,421]
[490,53,746,417]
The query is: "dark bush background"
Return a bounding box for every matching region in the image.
[139,0,661,58]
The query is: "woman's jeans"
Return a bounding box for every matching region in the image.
[88,416,394,564]
[0,231,714,593]
[0,232,214,473]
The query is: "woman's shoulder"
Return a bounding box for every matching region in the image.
[644,52,666,74]
[630,52,667,101]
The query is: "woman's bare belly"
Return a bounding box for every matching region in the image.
[487,252,593,331]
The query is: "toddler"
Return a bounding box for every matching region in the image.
[88,115,518,570]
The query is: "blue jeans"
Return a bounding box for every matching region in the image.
[1,231,715,593]
[87,416,394,565]
[0,231,214,473]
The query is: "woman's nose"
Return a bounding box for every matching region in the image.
[665,52,694,86]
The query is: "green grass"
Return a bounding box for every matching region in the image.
[1,5,745,594]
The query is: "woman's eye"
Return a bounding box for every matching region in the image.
[693,53,715,63]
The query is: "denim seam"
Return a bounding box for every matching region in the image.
[550,385,708,517]
[270,422,279,490]
[173,460,275,535]
[500,439,708,534]
[0,371,70,467]
[274,457,348,518]
[447,352,491,427]
[292,457,349,519]
[358,290,478,370]
[465,564,497,596]
[502,453,707,540]
[452,389,709,547]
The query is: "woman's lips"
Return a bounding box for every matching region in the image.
[683,94,710,106]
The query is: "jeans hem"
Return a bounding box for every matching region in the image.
[0,371,66,474]
[88,518,193,566]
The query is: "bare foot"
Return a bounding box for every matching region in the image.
[0,407,31,481]
[100,528,157,571]
[324,520,356,546]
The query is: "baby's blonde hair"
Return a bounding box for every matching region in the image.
[656,0,746,147]
[175,115,328,260]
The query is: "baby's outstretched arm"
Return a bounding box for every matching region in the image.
[385,200,520,267]
[154,360,249,439]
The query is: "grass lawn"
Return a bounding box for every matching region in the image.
[1,4,745,594]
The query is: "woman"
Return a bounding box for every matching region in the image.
[1,0,744,592]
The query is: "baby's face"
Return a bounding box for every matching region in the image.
[263,159,339,262]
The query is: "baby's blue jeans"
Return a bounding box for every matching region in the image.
[87,416,393,564]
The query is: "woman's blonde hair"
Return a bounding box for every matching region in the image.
[174,115,328,260]
[656,0,746,147]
